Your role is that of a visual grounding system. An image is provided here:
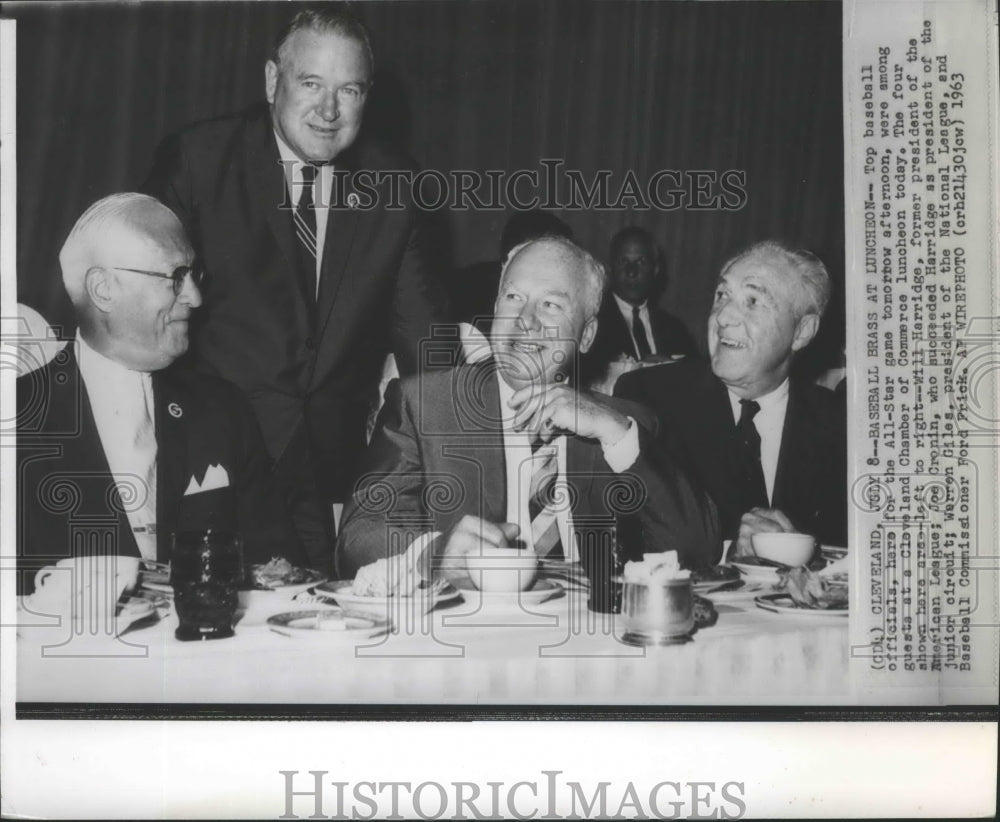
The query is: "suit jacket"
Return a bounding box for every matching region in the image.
[337,360,720,579]
[142,103,452,500]
[16,347,306,594]
[615,358,847,546]
[583,293,697,385]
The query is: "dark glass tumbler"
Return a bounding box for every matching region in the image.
[581,533,624,614]
[170,530,242,641]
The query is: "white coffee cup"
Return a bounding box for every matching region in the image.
[465,547,539,593]
[28,555,140,620]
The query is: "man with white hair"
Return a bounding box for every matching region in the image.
[16,193,305,593]
[616,240,847,556]
[338,236,719,587]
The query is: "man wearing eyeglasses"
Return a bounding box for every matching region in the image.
[15,193,306,592]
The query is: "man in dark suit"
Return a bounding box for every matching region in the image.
[142,6,450,572]
[16,194,305,594]
[338,237,719,587]
[583,226,696,388]
[616,240,847,556]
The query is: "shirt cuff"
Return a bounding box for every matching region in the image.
[601,416,639,473]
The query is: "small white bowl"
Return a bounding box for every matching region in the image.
[464,547,539,593]
[751,532,816,567]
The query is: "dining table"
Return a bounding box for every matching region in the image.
[15,561,850,706]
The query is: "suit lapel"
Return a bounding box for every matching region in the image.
[246,118,313,321]
[450,361,507,524]
[152,369,190,555]
[772,381,816,511]
[602,297,638,360]
[314,147,362,346]
[59,348,140,556]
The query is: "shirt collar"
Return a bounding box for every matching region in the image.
[613,293,647,315]
[273,130,334,184]
[77,334,149,384]
[726,377,790,418]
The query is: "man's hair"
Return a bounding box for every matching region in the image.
[609,225,655,260]
[719,239,831,318]
[59,192,174,307]
[499,235,606,321]
[499,209,573,258]
[272,4,374,76]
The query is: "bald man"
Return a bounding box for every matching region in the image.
[16,193,306,594]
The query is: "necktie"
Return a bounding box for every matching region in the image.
[293,163,319,310]
[528,436,563,559]
[130,374,158,560]
[632,306,652,360]
[735,399,769,513]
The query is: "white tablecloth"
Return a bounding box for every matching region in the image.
[16,580,850,704]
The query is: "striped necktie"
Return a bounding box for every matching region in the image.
[293,163,319,309]
[528,436,563,559]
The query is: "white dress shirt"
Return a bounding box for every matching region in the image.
[275,131,335,293]
[406,372,640,564]
[726,378,790,504]
[77,336,158,559]
[613,293,657,357]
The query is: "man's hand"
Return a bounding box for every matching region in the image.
[508,384,630,449]
[733,507,798,557]
[421,515,520,589]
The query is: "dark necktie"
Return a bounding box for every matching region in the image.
[735,399,769,512]
[632,306,652,360]
[293,163,319,311]
[528,435,563,559]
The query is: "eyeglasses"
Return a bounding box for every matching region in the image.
[107,265,204,295]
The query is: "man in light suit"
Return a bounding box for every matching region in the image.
[338,236,719,587]
[16,194,305,594]
[583,226,696,388]
[616,240,847,555]
[142,5,450,572]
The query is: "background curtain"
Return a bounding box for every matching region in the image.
[7,0,844,372]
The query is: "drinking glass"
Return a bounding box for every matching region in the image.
[170,530,242,641]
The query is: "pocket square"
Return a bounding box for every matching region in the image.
[183,464,230,496]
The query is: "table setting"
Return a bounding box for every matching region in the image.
[16,529,851,704]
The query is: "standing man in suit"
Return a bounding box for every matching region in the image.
[16,194,305,594]
[338,236,719,586]
[616,240,847,556]
[143,5,451,572]
[583,226,696,388]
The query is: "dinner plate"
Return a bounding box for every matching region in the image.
[697,580,771,602]
[314,580,462,614]
[471,579,564,607]
[266,608,388,639]
[730,560,782,582]
[754,593,848,617]
[691,564,742,592]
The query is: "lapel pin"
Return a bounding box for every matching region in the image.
[168,402,183,418]
[347,192,361,210]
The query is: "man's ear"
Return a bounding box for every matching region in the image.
[265,60,278,105]
[579,315,598,354]
[84,267,115,314]
[791,312,820,352]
